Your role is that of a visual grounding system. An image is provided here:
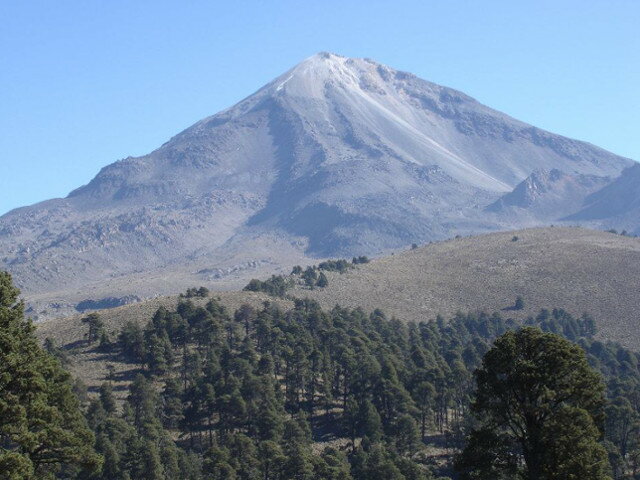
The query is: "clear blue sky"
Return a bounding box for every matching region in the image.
[1,1,638,215]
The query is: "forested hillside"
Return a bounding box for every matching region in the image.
[35,282,640,479]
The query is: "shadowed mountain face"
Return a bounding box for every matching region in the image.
[486,169,612,220]
[0,52,636,315]
[565,163,640,230]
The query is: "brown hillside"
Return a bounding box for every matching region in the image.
[292,227,640,348]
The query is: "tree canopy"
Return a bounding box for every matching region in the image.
[456,327,610,480]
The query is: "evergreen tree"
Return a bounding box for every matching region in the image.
[302,267,318,288]
[99,382,118,415]
[514,296,525,310]
[359,400,383,443]
[161,377,184,429]
[392,414,421,456]
[411,381,435,440]
[119,320,146,364]
[456,327,610,480]
[313,447,353,480]
[44,337,70,366]
[351,444,405,480]
[83,312,104,344]
[317,272,329,288]
[257,441,285,480]
[0,271,102,478]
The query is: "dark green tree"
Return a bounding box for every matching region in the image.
[316,272,329,288]
[456,327,610,480]
[359,400,383,443]
[83,312,104,344]
[0,271,102,478]
[302,267,318,288]
[313,447,352,480]
[257,441,285,480]
[99,382,118,415]
[119,320,146,364]
[44,337,70,366]
[351,444,405,480]
[161,377,184,429]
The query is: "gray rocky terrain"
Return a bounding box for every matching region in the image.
[1,52,637,317]
[565,163,640,228]
[486,169,613,221]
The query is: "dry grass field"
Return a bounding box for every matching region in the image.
[36,226,640,393]
[295,227,640,348]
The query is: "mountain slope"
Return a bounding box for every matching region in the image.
[486,169,611,220]
[565,163,640,234]
[0,53,634,315]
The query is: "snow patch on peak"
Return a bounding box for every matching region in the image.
[275,74,294,92]
[268,52,390,99]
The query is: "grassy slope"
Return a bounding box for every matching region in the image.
[36,226,640,393]
[295,227,640,348]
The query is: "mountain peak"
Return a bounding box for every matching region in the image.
[269,52,380,97]
[0,54,635,316]
[308,51,346,62]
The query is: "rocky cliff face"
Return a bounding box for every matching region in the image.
[0,52,635,316]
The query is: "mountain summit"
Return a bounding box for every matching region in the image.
[0,53,636,316]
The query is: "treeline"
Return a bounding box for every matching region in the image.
[80,296,640,479]
[244,256,370,297]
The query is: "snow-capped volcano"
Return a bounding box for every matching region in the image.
[0,52,636,316]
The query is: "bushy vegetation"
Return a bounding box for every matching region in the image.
[243,275,294,297]
[607,229,636,237]
[318,259,352,272]
[247,257,372,296]
[181,287,210,298]
[352,256,370,264]
[514,295,524,310]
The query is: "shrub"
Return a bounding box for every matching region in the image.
[352,256,370,264]
[514,296,525,310]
